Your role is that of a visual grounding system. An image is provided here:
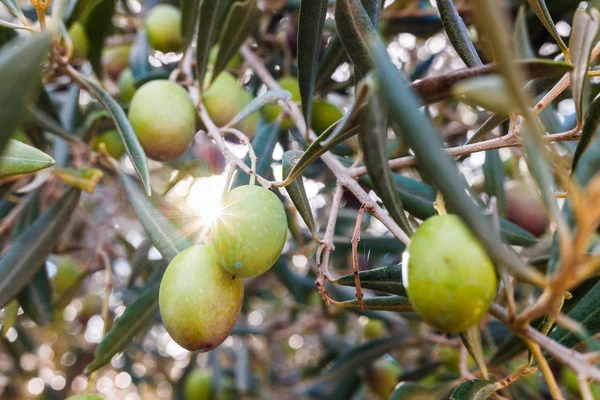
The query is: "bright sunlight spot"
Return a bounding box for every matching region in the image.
[186,174,227,227]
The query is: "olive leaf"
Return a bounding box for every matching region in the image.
[449,379,501,400]
[372,38,545,287]
[282,150,319,242]
[526,0,569,57]
[0,33,52,155]
[459,326,488,380]
[569,7,600,122]
[573,94,600,171]
[0,139,55,178]
[436,0,482,68]
[85,282,160,374]
[213,0,260,82]
[465,114,507,145]
[359,87,412,236]
[297,0,328,131]
[452,75,514,114]
[180,0,200,54]
[0,188,81,309]
[13,190,54,326]
[514,5,535,60]
[129,29,151,80]
[335,295,413,312]
[315,35,348,91]
[0,0,25,22]
[76,72,151,195]
[80,0,117,78]
[483,149,507,218]
[196,0,227,90]
[332,264,405,296]
[1,300,19,337]
[28,106,82,143]
[335,0,378,77]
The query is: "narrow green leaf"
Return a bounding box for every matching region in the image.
[436,0,482,68]
[573,94,600,171]
[28,106,81,143]
[0,33,52,155]
[526,0,569,57]
[372,39,545,286]
[569,7,600,122]
[226,89,291,128]
[450,379,501,400]
[318,336,406,382]
[335,0,378,77]
[514,5,535,60]
[459,326,488,380]
[196,0,227,90]
[81,0,117,78]
[297,0,328,131]
[336,295,412,312]
[0,188,81,309]
[282,150,319,242]
[332,264,405,296]
[180,0,201,54]
[315,35,348,91]
[129,29,151,80]
[465,114,507,145]
[1,300,18,337]
[213,0,260,81]
[118,169,192,263]
[359,88,412,236]
[412,59,572,106]
[85,282,159,374]
[483,149,506,218]
[76,73,151,195]
[13,191,54,326]
[0,139,55,177]
[0,0,25,22]
[452,75,513,114]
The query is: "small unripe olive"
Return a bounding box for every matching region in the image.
[52,256,83,295]
[212,185,287,278]
[405,214,497,333]
[68,22,89,59]
[363,318,386,339]
[311,100,343,135]
[262,77,300,130]
[102,44,131,80]
[159,245,243,351]
[505,181,549,237]
[365,357,402,400]
[92,130,126,159]
[184,369,213,400]
[202,72,259,137]
[437,346,475,374]
[144,4,182,53]
[118,68,136,103]
[128,80,196,161]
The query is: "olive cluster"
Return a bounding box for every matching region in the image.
[159,184,288,352]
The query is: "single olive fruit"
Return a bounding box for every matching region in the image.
[128,80,195,161]
[184,369,214,400]
[52,256,83,295]
[159,245,244,351]
[505,181,549,237]
[405,214,497,333]
[311,100,343,135]
[102,44,131,80]
[365,357,402,400]
[202,72,259,137]
[92,130,126,159]
[262,76,300,130]
[363,318,386,339]
[118,68,136,103]
[437,346,475,374]
[212,185,287,278]
[144,4,182,53]
[68,22,89,59]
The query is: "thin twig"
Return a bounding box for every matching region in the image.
[524,337,564,400]
[350,206,365,311]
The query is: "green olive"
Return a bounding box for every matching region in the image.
[212,185,287,278]
[128,80,196,161]
[437,346,475,374]
[202,72,259,137]
[92,129,126,159]
[52,256,83,295]
[68,22,89,59]
[363,318,386,339]
[144,4,182,53]
[159,245,244,351]
[365,357,402,400]
[262,76,300,130]
[505,181,549,237]
[118,68,136,103]
[311,100,343,135]
[405,214,497,333]
[184,369,213,400]
[102,44,131,80]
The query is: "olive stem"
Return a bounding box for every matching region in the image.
[220,127,257,186]
[350,205,366,311]
[523,337,564,400]
[240,44,412,246]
